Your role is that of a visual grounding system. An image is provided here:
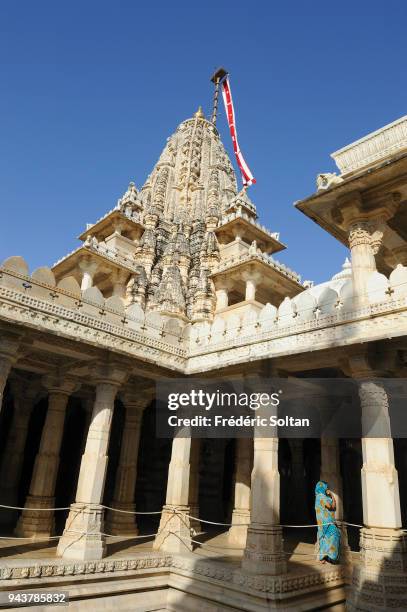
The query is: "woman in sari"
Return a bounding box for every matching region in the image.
[315,480,341,563]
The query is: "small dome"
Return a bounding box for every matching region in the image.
[302,257,352,300]
[331,257,352,281]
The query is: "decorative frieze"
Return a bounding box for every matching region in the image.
[332,115,407,176]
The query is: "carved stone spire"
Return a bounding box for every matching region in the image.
[131,110,239,321]
[154,261,186,317]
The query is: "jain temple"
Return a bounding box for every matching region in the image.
[0,94,407,611]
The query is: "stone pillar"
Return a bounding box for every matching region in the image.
[348,376,407,610]
[80,396,94,455]
[79,259,99,291]
[334,192,397,310]
[215,287,228,309]
[153,429,192,553]
[105,390,152,535]
[112,270,128,298]
[320,437,351,566]
[245,279,257,301]
[359,381,404,538]
[228,437,252,546]
[242,396,286,575]
[0,381,39,528]
[348,220,377,308]
[15,378,77,538]
[188,438,201,533]
[0,334,21,412]
[57,367,127,560]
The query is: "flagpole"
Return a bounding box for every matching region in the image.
[210,67,228,125]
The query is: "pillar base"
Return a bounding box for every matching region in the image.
[14,496,55,538]
[228,508,250,547]
[104,502,138,536]
[153,505,192,553]
[242,524,287,575]
[347,527,407,611]
[56,503,106,561]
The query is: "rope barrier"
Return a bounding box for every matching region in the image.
[0,503,162,515]
[184,512,249,527]
[101,505,162,515]
[0,532,158,541]
[182,510,364,529]
[0,504,405,534]
[0,535,61,540]
[0,504,70,511]
[65,530,158,539]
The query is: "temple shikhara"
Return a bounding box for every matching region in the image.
[0,75,407,610]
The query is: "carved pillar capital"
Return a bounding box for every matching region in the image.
[348,220,374,249]
[343,347,400,379]
[119,387,154,412]
[42,375,80,397]
[91,362,129,389]
[78,257,99,276]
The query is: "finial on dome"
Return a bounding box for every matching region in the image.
[331,256,352,281]
[194,106,205,119]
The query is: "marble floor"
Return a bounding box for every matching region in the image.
[0,527,357,571]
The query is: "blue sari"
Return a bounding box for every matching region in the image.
[315,481,341,563]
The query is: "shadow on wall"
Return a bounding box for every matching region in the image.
[347,533,407,611]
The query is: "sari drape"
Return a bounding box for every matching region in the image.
[315,481,341,563]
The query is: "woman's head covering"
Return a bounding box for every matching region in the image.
[315,480,328,496]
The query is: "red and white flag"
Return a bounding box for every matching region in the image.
[221,76,256,187]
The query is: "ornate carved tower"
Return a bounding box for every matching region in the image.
[126,107,239,322]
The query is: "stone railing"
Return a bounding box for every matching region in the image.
[219,209,280,241]
[53,240,139,273]
[3,256,407,373]
[85,204,144,231]
[213,251,302,284]
[189,263,407,358]
[331,115,407,176]
[0,258,187,368]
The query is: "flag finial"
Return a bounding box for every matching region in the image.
[210,67,228,125]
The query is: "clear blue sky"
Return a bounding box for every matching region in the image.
[1,1,406,283]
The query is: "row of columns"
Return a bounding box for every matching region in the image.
[0,356,405,591]
[0,359,154,561]
[15,377,78,538]
[152,377,405,598]
[215,274,260,309]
